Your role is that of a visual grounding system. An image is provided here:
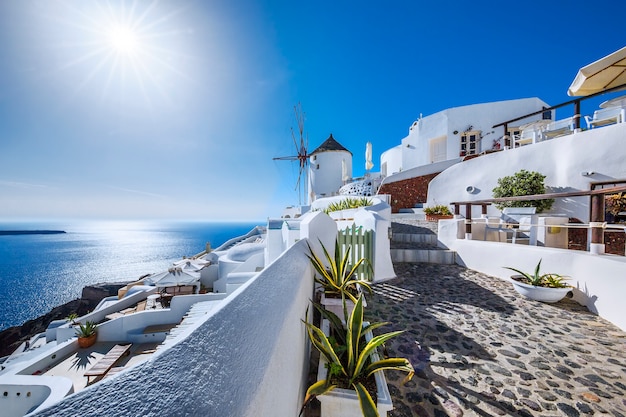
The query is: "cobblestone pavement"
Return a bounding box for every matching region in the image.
[366,263,626,417]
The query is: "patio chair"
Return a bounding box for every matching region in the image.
[484,207,536,244]
[584,107,623,129]
[542,117,575,139]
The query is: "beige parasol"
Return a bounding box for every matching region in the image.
[568,46,626,96]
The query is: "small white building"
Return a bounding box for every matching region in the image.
[308,134,352,202]
[381,98,551,177]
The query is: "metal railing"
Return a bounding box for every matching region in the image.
[492,83,626,148]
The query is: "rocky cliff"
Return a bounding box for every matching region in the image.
[0,282,128,358]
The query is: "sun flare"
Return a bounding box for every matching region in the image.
[108,25,139,55]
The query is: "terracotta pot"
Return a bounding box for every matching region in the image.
[425,214,453,222]
[78,333,97,348]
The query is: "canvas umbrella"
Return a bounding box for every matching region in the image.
[365,141,374,171]
[146,266,200,288]
[568,46,626,96]
[172,259,210,272]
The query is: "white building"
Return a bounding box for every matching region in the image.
[307,134,352,202]
[381,98,550,177]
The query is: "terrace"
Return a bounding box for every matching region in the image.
[301,218,626,416]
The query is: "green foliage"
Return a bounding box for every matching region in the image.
[75,321,97,338]
[303,295,414,417]
[65,313,78,322]
[423,205,452,215]
[492,169,554,213]
[504,259,570,288]
[323,198,374,214]
[307,239,373,321]
[605,192,626,216]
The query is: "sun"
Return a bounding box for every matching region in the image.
[108,25,139,55]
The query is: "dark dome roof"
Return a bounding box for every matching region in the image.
[310,134,352,155]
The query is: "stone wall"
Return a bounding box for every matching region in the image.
[567,218,625,255]
[378,173,440,213]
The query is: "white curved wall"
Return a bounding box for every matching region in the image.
[380,145,402,176]
[438,219,626,331]
[399,98,549,171]
[309,150,352,201]
[427,124,626,221]
[31,240,318,417]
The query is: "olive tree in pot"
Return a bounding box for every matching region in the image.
[302,295,414,417]
[307,240,372,322]
[504,259,572,303]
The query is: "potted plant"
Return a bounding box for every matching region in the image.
[65,312,79,325]
[76,321,98,348]
[302,295,414,417]
[307,240,372,322]
[504,259,571,303]
[423,205,453,222]
[492,169,554,213]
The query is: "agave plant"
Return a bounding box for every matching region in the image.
[303,295,414,417]
[75,321,97,338]
[504,259,569,288]
[307,239,372,319]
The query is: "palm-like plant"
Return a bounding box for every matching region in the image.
[303,295,414,417]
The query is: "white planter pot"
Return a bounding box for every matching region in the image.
[510,276,571,303]
[320,292,366,323]
[316,320,392,417]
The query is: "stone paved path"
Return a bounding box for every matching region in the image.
[366,263,626,417]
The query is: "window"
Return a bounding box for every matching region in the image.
[459,131,482,156]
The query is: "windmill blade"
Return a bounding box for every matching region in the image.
[273,155,299,161]
[294,165,303,191]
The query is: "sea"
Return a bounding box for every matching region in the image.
[0,220,261,332]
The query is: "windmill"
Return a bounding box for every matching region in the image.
[273,103,310,205]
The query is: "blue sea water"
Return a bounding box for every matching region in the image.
[0,220,260,331]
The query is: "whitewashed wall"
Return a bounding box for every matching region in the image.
[32,240,319,417]
[398,98,549,171]
[308,149,352,201]
[427,123,626,221]
[438,219,626,331]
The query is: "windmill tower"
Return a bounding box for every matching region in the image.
[273,104,310,205]
[308,134,352,202]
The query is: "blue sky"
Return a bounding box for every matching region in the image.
[0,1,624,221]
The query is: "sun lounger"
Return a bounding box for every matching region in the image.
[84,344,132,383]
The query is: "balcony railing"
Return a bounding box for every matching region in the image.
[492,83,626,149]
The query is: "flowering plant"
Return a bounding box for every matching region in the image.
[605,192,626,216]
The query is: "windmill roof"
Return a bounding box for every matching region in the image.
[310,134,352,155]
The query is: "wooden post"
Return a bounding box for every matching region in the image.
[503,123,510,149]
[465,204,472,239]
[589,194,605,254]
[574,100,581,130]
[454,204,460,217]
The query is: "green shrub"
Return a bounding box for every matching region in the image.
[492,170,553,213]
[323,197,373,214]
[423,205,452,215]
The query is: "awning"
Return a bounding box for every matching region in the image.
[568,46,626,96]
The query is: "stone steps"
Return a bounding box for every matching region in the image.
[390,222,457,265]
[390,248,456,264]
